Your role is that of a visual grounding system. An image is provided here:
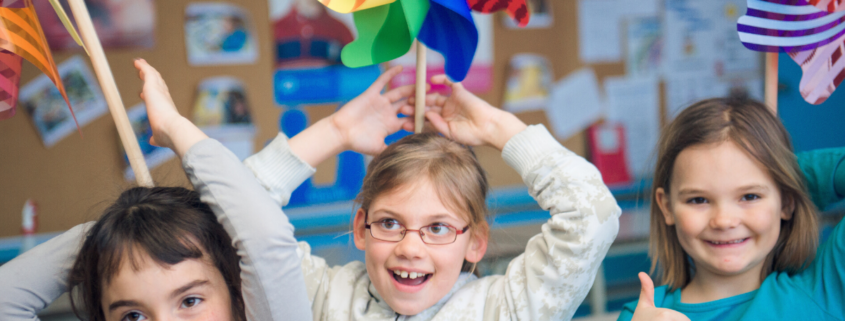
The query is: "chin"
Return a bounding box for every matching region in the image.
[386,299,429,315]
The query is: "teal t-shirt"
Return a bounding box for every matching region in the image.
[618,148,845,321]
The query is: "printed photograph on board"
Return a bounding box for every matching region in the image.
[185,3,258,66]
[34,0,155,50]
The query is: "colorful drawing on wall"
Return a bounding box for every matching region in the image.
[20,56,107,147]
[192,76,256,160]
[626,16,662,77]
[34,0,155,50]
[269,0,380,106]
[185,3,257,66]
[737,0,845,104]
[388,13,494,94]
[123,103,175,180]
[504,0,551,29]
[502,54,552,113]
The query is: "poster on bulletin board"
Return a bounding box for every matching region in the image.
[269,0,380,107]
[34,0,155,50]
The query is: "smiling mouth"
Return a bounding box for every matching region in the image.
[706,238,749,245]
[391,270,433,286]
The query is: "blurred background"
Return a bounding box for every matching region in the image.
[1,0,844,320]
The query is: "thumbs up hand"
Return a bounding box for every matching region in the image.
[631,272,691,321]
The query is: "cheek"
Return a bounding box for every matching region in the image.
[673,210,707,239]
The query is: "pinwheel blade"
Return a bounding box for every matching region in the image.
[418,0,478,81]
[467,0,529,27]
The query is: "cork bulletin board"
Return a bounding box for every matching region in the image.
[0,0,630,237]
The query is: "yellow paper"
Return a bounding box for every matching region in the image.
[319,0,397,14]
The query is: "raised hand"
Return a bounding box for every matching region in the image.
[287,66,418,167]
[632,272,691,321]
[409,75,526,151]
[134,58,207,157]
[329,65,416,155]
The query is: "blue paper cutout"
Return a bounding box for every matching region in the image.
[274,65,382,106]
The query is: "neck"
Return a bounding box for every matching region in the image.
[680,264,764,303]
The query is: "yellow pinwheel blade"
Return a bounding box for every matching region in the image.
[319,0,397,14]
[47,0,88,55]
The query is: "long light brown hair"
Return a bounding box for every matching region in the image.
[650,97,819,290]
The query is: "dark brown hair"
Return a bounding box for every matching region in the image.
[357,133,490,271]
[68,187,246,321]
[650,97,819,290]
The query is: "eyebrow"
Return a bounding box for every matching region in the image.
[677,185,770,197]
[170,279,210,299]
[108,300,142,312]
[371,210,459,223]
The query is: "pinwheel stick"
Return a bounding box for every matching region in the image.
[415,41,426,133]
[67,0,154,187]
[765,52,778,113]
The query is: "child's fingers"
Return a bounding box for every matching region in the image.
[384,84,415,104]
[368,65,404,93]
[430,74,452,86]
[425,111,450,138]
[636,272,656,309]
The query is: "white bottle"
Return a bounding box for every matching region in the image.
[20,199,38,254]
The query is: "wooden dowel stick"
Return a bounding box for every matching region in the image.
[67,0,153,187]
[765,52,778,114]
[415,41,426,133]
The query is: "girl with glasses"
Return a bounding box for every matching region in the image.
[243,74,622,320]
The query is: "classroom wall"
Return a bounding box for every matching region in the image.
[0,0,630,237]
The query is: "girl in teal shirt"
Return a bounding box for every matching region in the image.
[619,98,845,321]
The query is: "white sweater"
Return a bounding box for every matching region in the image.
[245,125,622,321]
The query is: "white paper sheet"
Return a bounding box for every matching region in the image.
[626,16,663,77]
[578,0,659,63]
[604,76,660,177]
[545,68,604,140]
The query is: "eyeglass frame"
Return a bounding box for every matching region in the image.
[363,212,470,245]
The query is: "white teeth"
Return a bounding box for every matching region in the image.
[394,270,401,275]
[410,272,418,279]
[401,271,408,278]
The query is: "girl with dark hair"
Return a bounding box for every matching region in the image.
[0,59,316,321]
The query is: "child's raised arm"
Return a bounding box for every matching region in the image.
[245,66,418,205]
[422,76,622,320]
[136,59,313,321]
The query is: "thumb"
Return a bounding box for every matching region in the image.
[636,272,656,309]
[425,111,451,139]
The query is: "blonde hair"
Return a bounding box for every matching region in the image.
[651,97,819,290]
[357,133,490,270]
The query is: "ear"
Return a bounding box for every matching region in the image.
[464,224,489,263]
[655,187,676,226]
[353,208,368,250]
[781,195,795,221]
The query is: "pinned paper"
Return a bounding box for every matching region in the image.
[35,0,152,50]
[605,76,659,177]
[545,68,604,140]
[738,0,845,104]
[192,77,256,160]
[502,54,552,113]
[124,103,175,180]
[185,3,258,66]
[21,56,107,147]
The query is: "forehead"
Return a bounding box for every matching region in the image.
[102,252,222,305]
[369,179,466,223]
[672,141,776,192]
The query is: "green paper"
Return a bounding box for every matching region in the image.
[341,0,429,68]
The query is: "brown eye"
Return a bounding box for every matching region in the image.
[181,297,202,308]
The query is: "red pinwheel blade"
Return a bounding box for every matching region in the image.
[467,0,529,27]
[0,50,21,120]
[808,0,845,12]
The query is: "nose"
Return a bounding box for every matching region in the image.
[710,203,741,230]
[393,230,426,260]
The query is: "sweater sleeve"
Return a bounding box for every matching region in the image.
[490,125,622,320]
[182,139,313,321]
[243,133,316,207]
[0,222,93,321]
[796,147,845,211]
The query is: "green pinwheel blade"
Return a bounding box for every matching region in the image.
[341,0,429,68]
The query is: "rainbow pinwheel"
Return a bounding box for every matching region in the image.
[738,0,845,104]
[320,0,529,82]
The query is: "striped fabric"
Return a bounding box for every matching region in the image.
[0,0,74,124]
[809,0,845,12]
[0,50,20,120]
[737,0,845,52]
[467,0,529,27]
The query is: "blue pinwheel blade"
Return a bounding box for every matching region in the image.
[417,0,478,82]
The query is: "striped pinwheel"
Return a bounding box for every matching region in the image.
[0,0,85,120]
[738,0,845,105]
